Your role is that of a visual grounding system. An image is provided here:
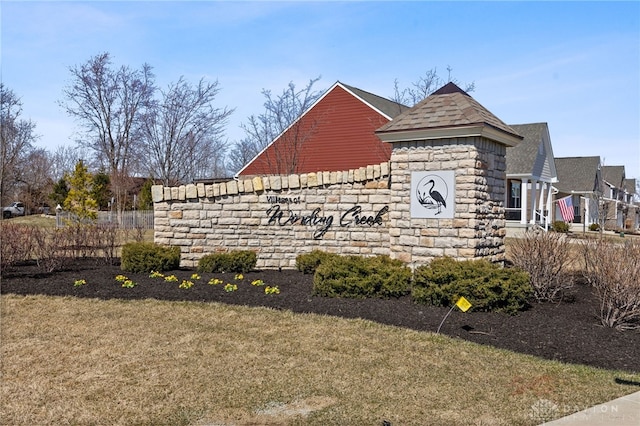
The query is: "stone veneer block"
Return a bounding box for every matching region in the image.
[197,183,206,198]
[270,176,282,191]
[381,161,389,176]
[213,184,220,197]
[178,186,186,200]
[243,179,254,193]
[205,184,214,198]
[186,184,197,200]
[281,176,289,189]
[300,173,308,187]
[170,187,179,200]
[226,180,238,195]
[307,172,318,187]
[163,187,171,200]
[323,171,331,185]
[252,176,263,192]
[262,176,271,191]
[288,174,300,189]
[219,182,227,196]
[316,172,324,186]
[366,165,374,180]
[373,164,381,179]
[330,171,337,185]
[151,185,164,203]
[236,179,244,192]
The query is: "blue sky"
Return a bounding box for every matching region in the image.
[2,1,639,179]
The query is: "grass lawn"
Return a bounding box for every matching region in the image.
[2,294,638,426]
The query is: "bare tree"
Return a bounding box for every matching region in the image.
[142,77,234,185]
[60,52,155,213]
[392,66,475,106]
[50,144,91,182]
[20,148,53,213]
[229,77,323,175]
[0,84,38,207]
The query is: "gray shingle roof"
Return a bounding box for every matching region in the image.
[375,82,522,142]
[625,178,637,195]
[340,83,409,119]
[506,123,547,175]
[554,156,601,193]
[602,165,625,188]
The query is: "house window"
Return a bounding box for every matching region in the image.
[508,181,521,209]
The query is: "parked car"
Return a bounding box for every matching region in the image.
[2,202,26,219]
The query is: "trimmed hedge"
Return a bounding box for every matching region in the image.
[197,250,257,273]
[296,250,339,274]
[313,255,411,299]
[121,242,180,273]
[412,257,532,315]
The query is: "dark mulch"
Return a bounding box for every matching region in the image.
[2,258,639,374]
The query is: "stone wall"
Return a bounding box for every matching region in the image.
[152,136,508,269]
[152,163,393,269]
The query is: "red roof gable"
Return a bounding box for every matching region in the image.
[238,82,400,176]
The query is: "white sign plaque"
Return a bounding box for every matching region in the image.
[411,171,455,218]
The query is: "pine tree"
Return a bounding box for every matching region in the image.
[64,160,98,221]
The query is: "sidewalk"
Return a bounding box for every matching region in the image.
[541,390,640,425]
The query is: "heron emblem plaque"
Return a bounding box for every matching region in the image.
[411,171,455,218]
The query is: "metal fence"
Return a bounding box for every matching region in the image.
[56,210,154,229]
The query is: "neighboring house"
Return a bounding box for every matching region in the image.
[505,123,558,230]
[237,81,408,176]
[624,178,639,230]
[554,156,602,228]
[601,165,627,230]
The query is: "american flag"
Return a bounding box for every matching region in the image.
[558,196,574,222]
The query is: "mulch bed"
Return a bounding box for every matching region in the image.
[2,258,639,374]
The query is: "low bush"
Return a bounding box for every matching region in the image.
[581,239,640,330]
[412,257,532,315]
[589,223,600,232]
[197,250,257,273]
[313,255,411,299]
[551,221,570,233]
[121,242,181,273]
[509,230,574,302]
[0,223,35,272]
[296,250,338,274]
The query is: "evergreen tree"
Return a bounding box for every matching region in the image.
[64,160,98,221]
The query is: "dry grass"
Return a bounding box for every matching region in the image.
[2,295,638,426]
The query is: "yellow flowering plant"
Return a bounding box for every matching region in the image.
[251,279,265,286]
[122,279,136,288]
[164,275,178,282]
[264,286,280,295]
[234,273,244,280]
[73,279,87,287]
[179,280,194,289]
[208,278,223,285]
[190,273,201,280]
[224,283,238,292]
[149,271,164,278]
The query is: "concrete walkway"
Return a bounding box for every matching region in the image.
[541,390,640,425]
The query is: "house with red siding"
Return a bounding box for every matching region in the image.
[236,82,408,176]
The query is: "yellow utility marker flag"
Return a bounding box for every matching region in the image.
[455,296,472,312]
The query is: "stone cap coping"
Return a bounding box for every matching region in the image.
[151,162,390,203]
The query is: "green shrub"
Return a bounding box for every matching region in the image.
[313,255,411,299]
[197,250,257,273]
[551,221,570,233]
[589,223,600,232]
[296,250,338,274]
[412,257,532,315]
[121,242,180,273]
